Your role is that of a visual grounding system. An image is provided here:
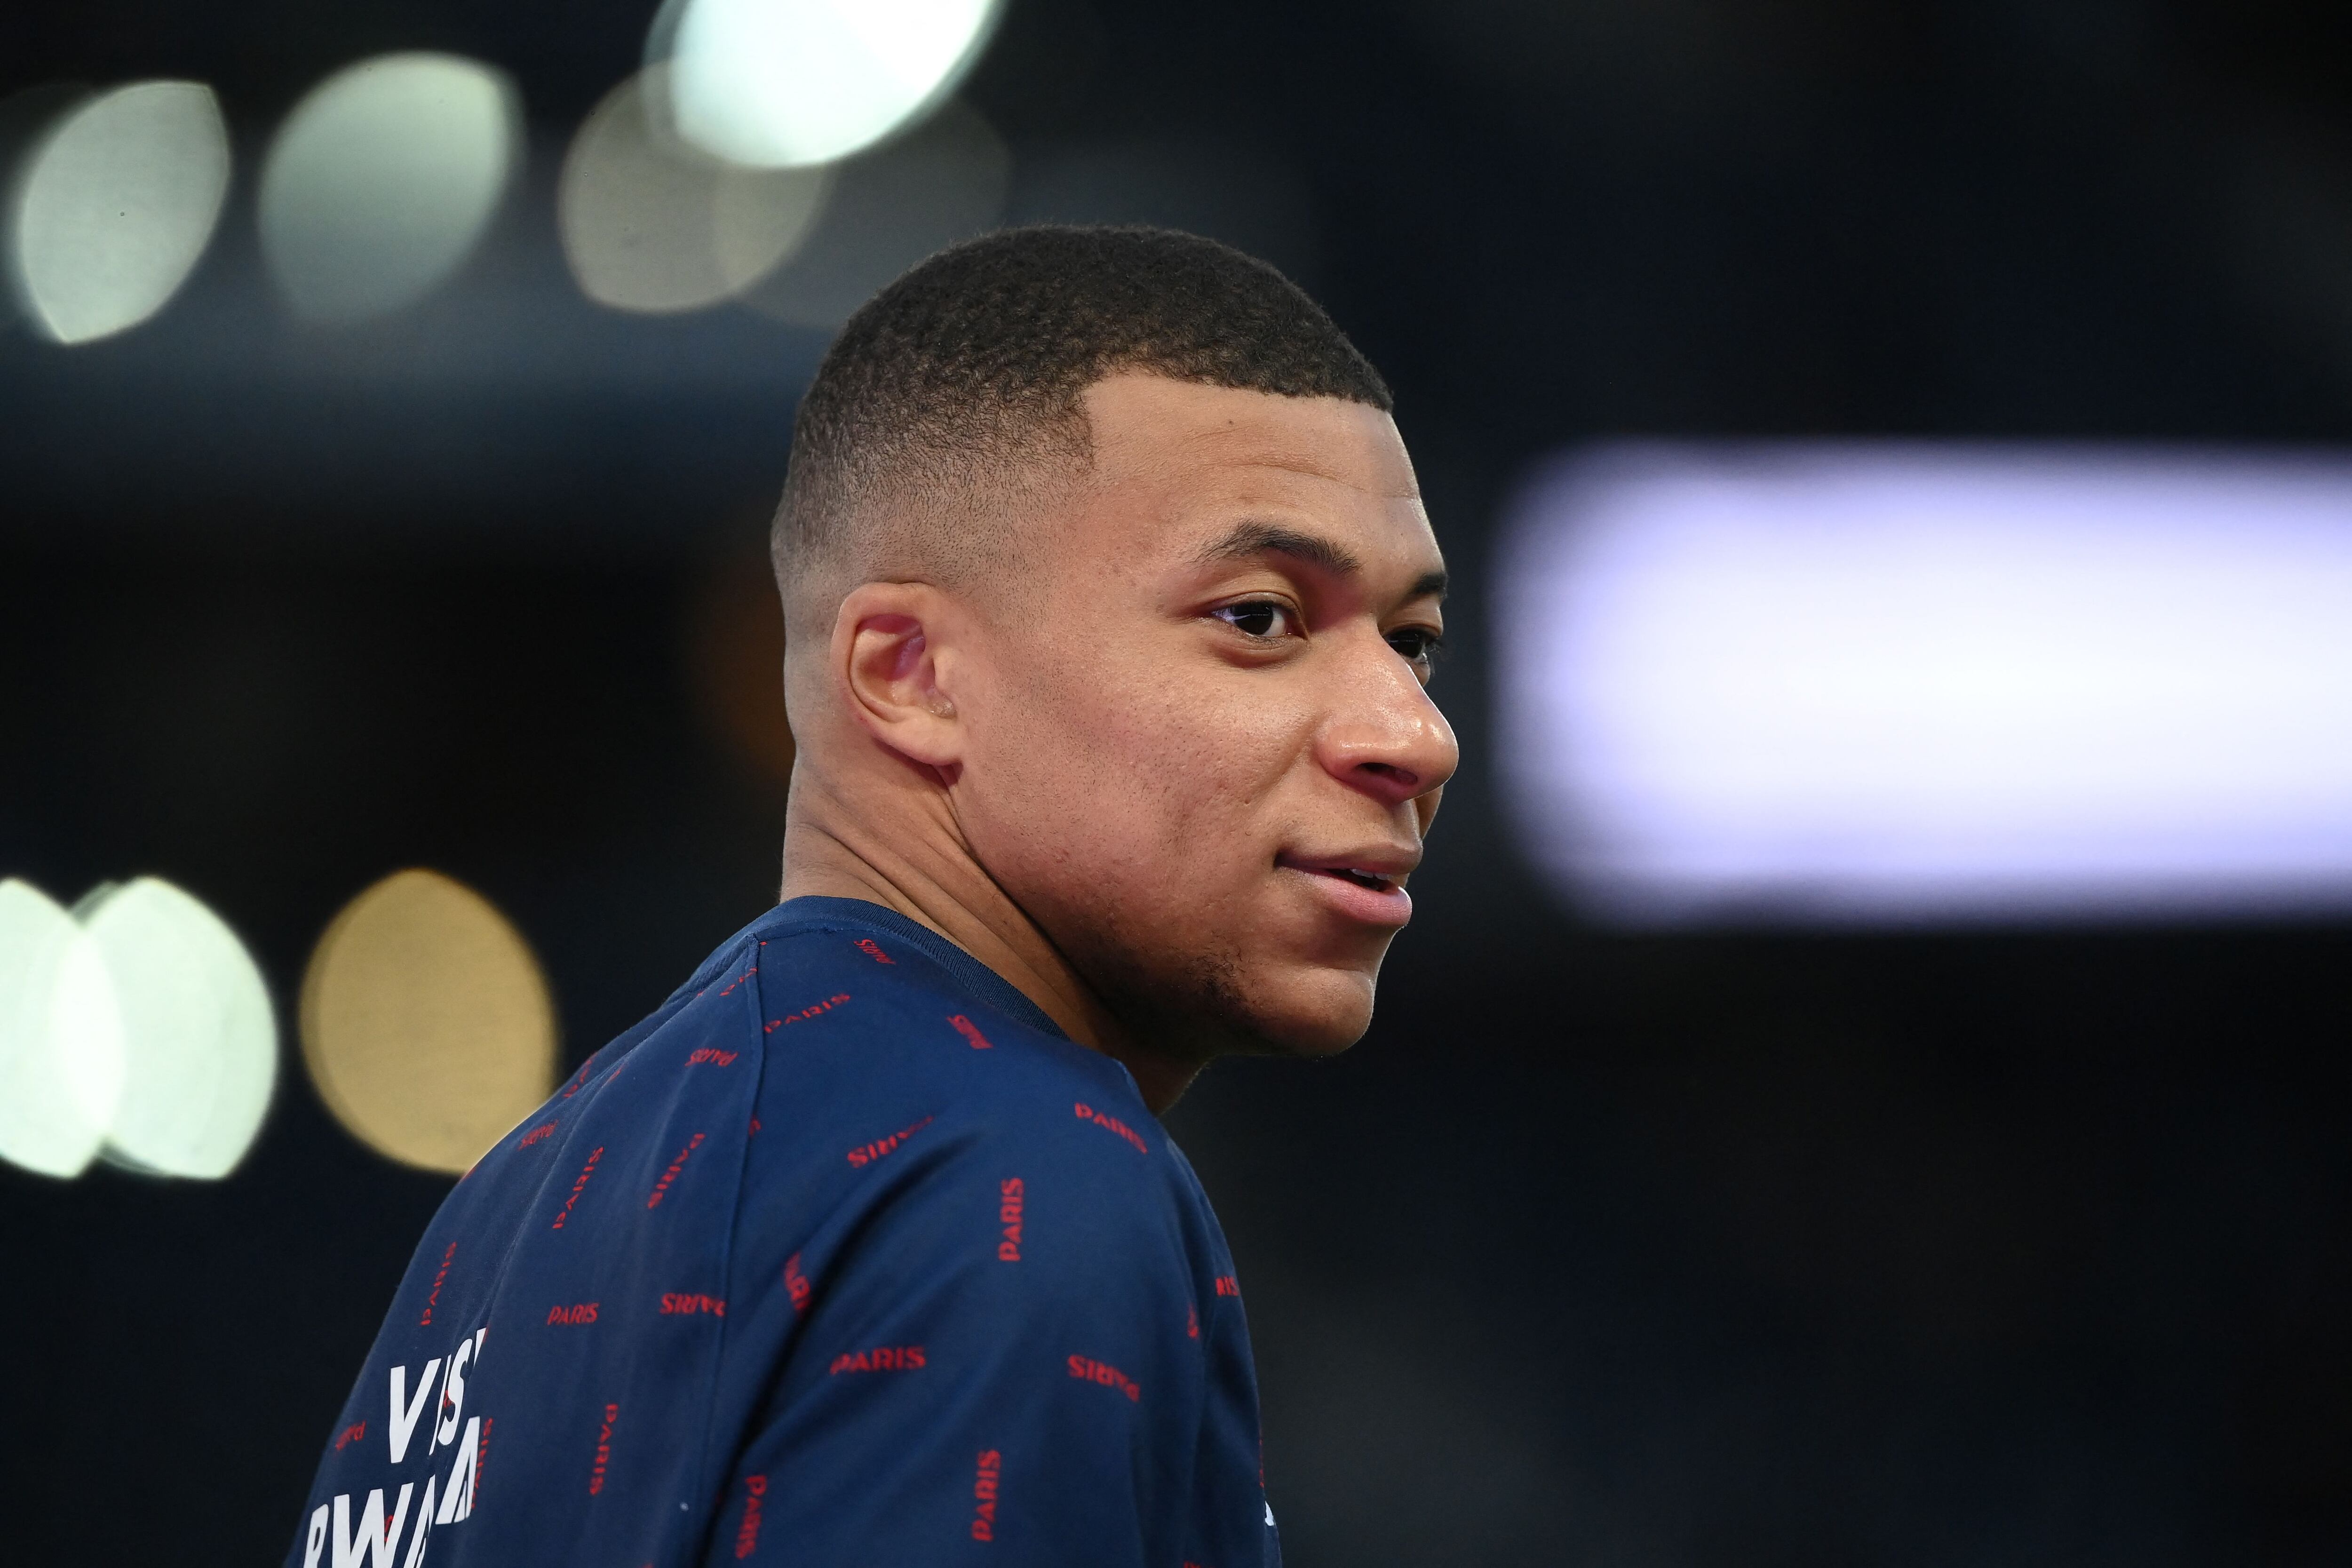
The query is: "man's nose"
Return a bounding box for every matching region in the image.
[1318,638,1461,808]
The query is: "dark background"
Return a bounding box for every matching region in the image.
[6,0,2352,1562]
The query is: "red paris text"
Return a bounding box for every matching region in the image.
[971,1450,1001,1541]
[420,1241,456,1325]
[828,1345,925,1374]
[1073,1101,1149,1155]
[552,1146,605,1229]
[588,1404,619,1495]
[846,1114,934,1167]
[1067,1355,1140,1401]
[647,1133,706,1209]
[766,994,851,1032]
[734,1475,766,1559]
[997,1178,1024,1261]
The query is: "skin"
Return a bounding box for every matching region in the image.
[779,371,1458,1112]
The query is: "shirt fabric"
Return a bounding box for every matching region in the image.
[285,896,1279,1568]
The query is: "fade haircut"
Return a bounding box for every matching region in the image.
[771,224,1391,627]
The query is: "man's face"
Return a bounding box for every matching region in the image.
[949,372,1457,1060]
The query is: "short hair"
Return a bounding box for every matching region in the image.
[772,224,1391,613]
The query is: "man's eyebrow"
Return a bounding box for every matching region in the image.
[1192,521,1448,602]
[1192,521,1364,578]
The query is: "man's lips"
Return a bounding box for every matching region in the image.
[1276,851,1418,927]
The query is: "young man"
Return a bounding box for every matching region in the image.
[286,225,1455,1568]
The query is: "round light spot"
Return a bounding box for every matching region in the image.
[560,67,833,315]
[653,0,1004,169]
[78,878,276,1178]
[8,80,230,344]
[259,53,520,323]
[300,870,556,1175]
[0,879,121,1179]
[738,97,1005,329]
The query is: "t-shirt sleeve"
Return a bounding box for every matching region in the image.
[701,1121,1201,1568]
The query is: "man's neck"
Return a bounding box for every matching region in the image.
[778,782,1201,1112]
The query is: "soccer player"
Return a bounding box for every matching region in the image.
[286,225,1455,1568]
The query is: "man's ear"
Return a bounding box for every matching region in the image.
[832,581,965,769]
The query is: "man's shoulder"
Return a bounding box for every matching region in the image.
[739,917,1125,1100]
[752,931,1156,1154]
[730,927,1184,1224]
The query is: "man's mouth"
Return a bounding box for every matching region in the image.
[1276,852,1418,928]
[1275,850,1419,901]
[1277,849,1417,884]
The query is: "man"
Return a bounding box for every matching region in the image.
[286,225,1455,1568]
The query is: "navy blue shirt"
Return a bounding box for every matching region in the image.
[286,897,1279,1568]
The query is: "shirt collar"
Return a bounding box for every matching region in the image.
[751,896,1071,1042]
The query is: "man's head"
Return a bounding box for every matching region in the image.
[775,226,1455,1081]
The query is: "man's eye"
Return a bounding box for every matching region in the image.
[1386,628,1445,664]
[1213,601,1296,639]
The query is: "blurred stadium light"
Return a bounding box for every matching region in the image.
[649,0,1003,169]
[0,876,271,1179]
[0,880,120,1178]
[78,878,275,1178]
[560,66,834,314]
[738,97,1006,329]
[300,869,556,1175]
[259,53,521,323]
[1497,444,2352,926]
[5,80,229,344]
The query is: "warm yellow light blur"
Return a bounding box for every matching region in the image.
[299,869,556,1175]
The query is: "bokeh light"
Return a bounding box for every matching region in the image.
[79,878,276,1178]
[0,879,120,1179]
[739,97,1006,329]
[559,67,834,315]
[0,876,270,1180]
[1499,444,2352,925]
[7,80,230,344]
[299,869,556,1175]
[259,53,521,323]
[652,0,1003,169]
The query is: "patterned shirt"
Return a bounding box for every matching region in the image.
[285,897,1279,1568]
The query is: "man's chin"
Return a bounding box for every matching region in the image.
[1074,922,1381,1062]
[1218,964,1378,1058]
